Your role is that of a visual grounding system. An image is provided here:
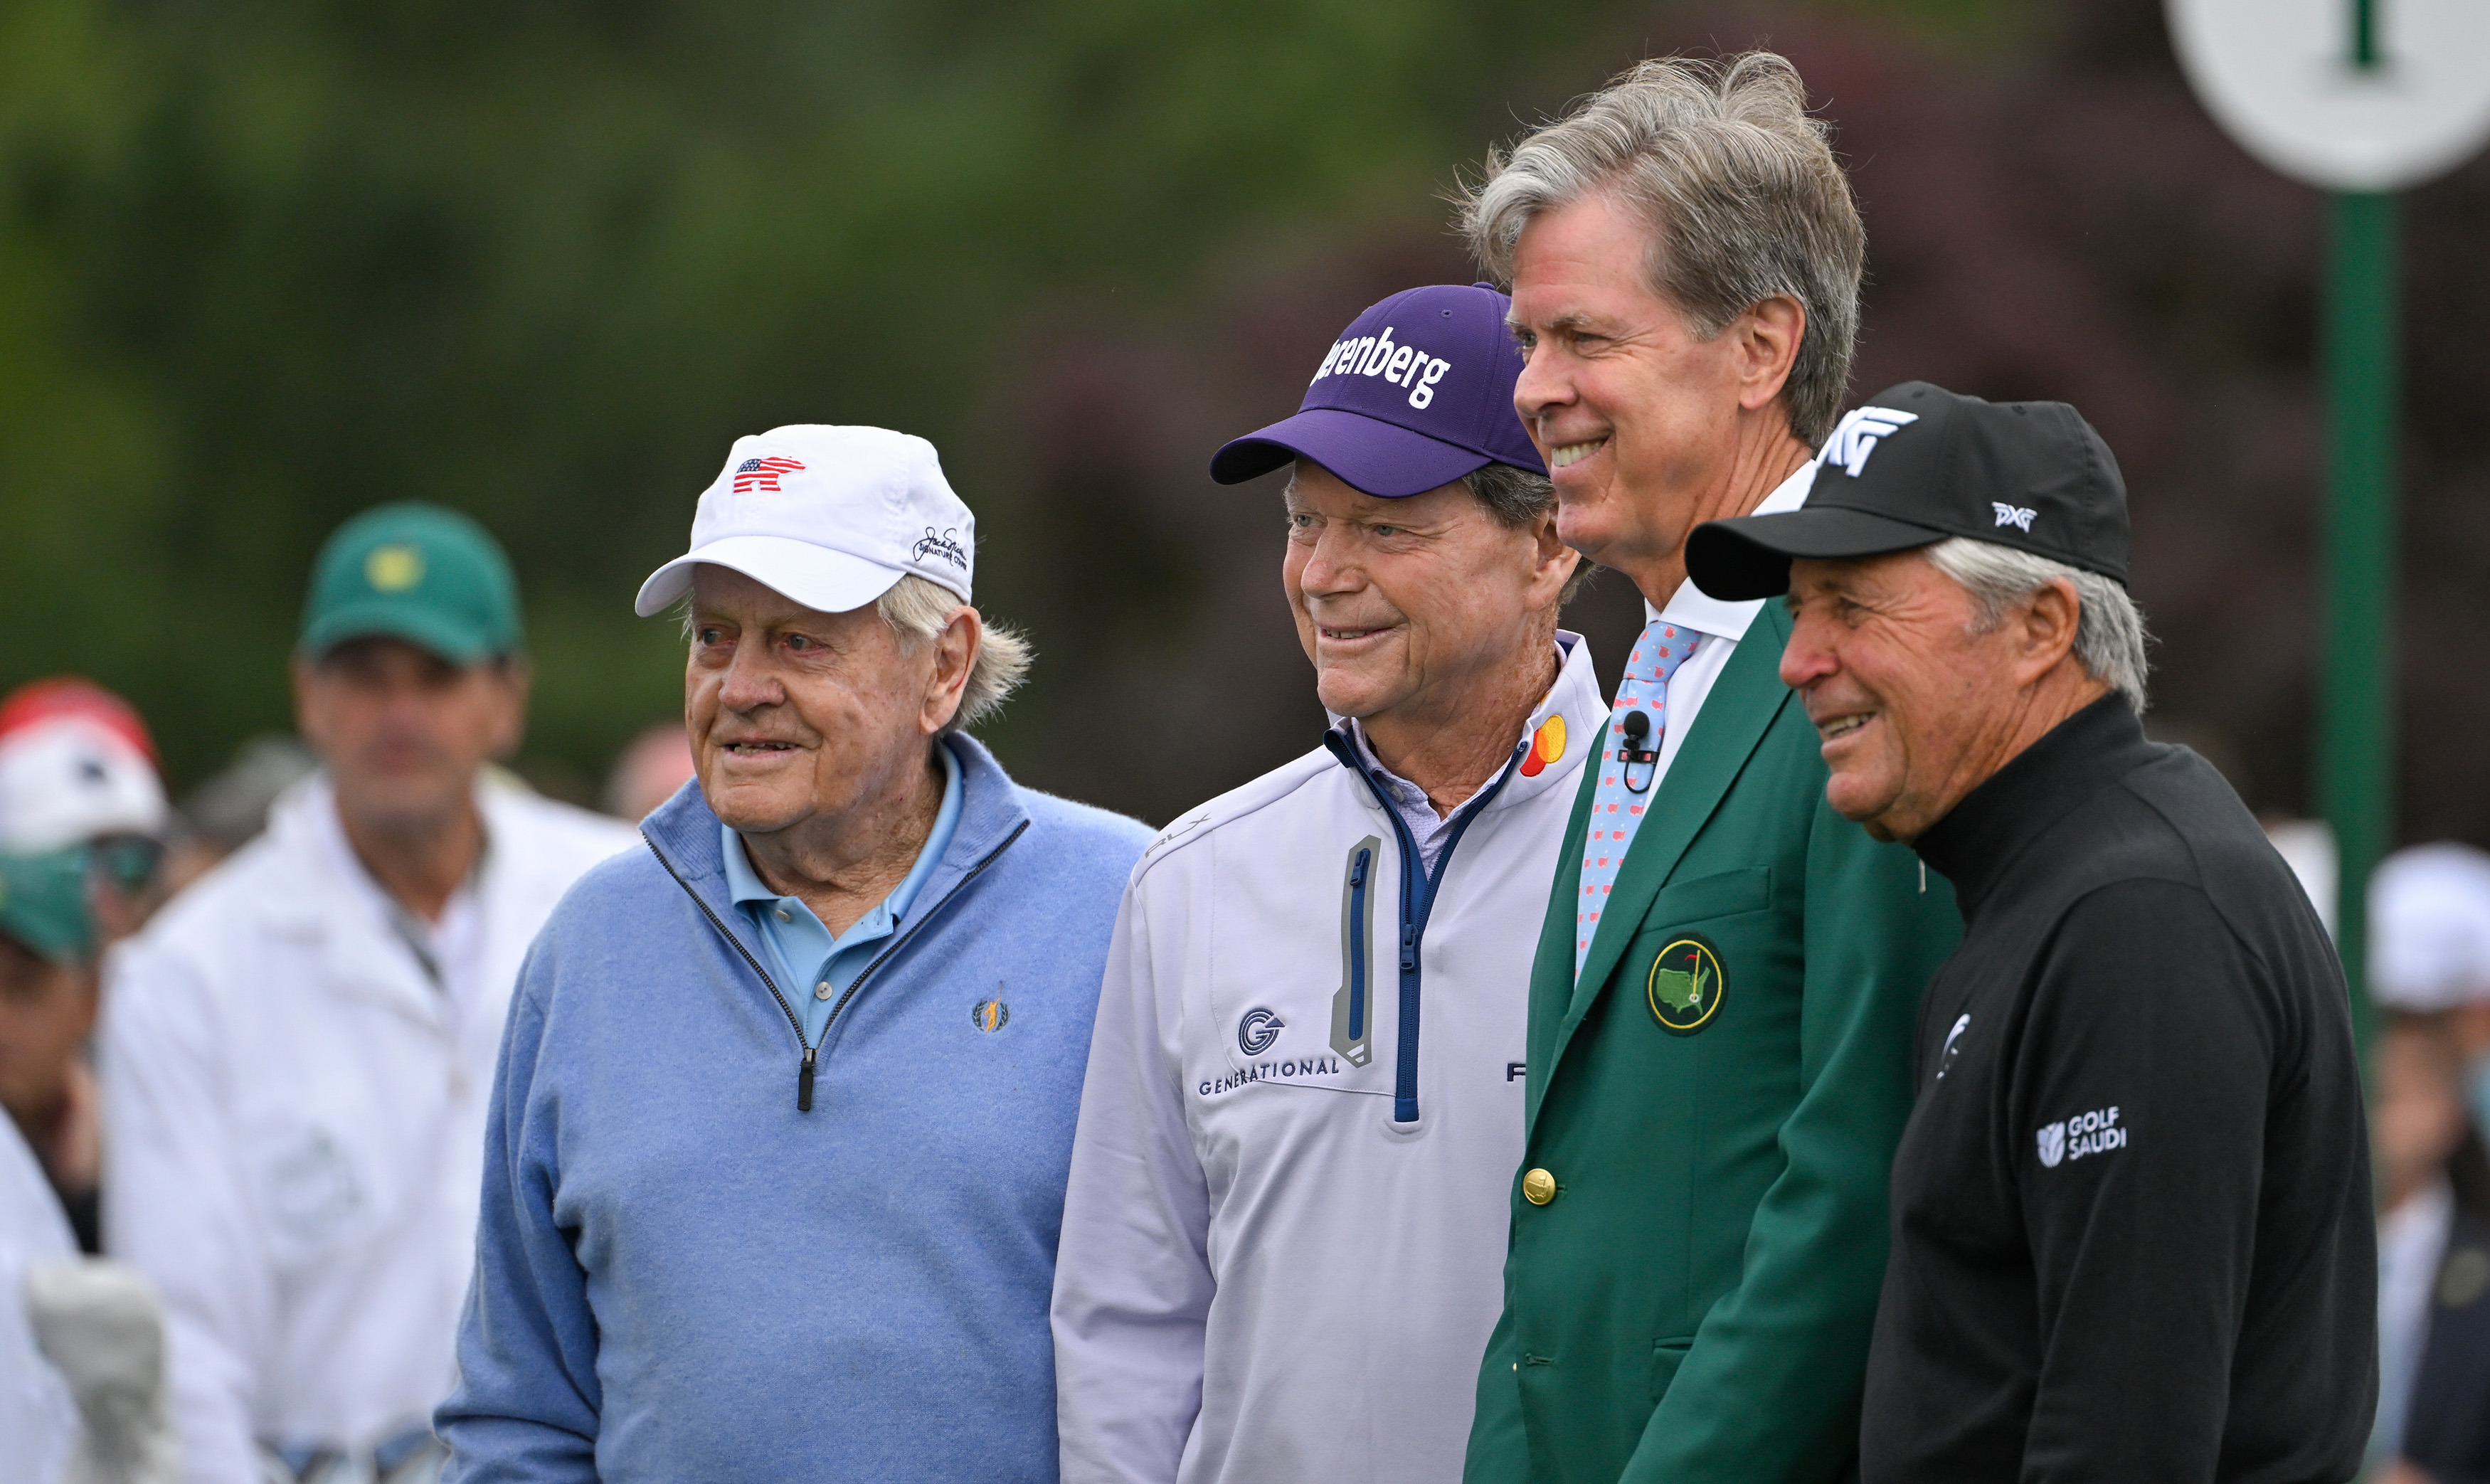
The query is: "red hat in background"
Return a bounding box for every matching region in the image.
[0,677,169,852]
[0,678,159,761]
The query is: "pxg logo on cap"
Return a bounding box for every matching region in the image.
[1209,284,1545,501]
[1683,380,2132,602]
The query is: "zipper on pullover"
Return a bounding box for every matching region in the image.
[1321,731,1527,1123]
[1331,840,1379,1067]
[643,817,1029,1112]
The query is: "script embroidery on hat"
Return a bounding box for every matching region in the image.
[1991,503,2038,532]
[912,528,970,569]
[1310,326,1456,409]
[732,456,805,494]
[1822,406,1919,477]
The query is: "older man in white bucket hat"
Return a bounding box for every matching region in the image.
[436,425,1151,1484]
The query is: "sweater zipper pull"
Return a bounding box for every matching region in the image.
[798,1045,817,1113]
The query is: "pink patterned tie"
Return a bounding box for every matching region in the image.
[1574,620,1703,980]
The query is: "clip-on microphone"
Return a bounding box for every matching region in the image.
[1618,710,1659,794]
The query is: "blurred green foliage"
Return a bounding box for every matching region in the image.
[1,0,2047,807]
[85,0,2490,849]
[0,0,1651,796]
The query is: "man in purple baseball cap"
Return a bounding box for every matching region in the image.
[1206,282,1552,494]
[1052,283,1609,1484]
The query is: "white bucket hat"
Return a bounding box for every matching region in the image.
[2369,842,2490,1012]
[634,425,975,618]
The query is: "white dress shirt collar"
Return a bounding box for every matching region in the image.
[1644,458,1819,641]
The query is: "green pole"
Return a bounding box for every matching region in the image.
[2320,188,2397,1044]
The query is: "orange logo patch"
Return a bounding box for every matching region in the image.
[1517,714,1568,778]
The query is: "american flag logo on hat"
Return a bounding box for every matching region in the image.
[733,457,805,494]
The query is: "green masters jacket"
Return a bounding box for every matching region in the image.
[1466,601,1959,1484]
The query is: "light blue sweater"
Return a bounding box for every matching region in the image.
[437,735,1151,1483]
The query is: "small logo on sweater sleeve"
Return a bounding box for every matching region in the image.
[2036,1106,2124,1167]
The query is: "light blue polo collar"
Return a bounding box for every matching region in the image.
[719,741,963,940]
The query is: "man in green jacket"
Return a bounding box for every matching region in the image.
[1457,53,1960,1484]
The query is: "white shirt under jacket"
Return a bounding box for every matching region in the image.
[1053,633,1607,1484]
[1634,457,1816,790]
[100,774,637,1484]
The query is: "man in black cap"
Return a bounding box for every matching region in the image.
[1686,381,2378,1483]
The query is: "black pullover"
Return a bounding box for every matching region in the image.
[1860,695,2377,1484]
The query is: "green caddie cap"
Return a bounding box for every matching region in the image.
[300,503,524,664]
[0,846,93,965]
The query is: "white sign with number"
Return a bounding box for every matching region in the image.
[2168,0,2490,191]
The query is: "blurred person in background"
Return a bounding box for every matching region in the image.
[436,427,1150,1483]
[600,722,694,822]
[159,737,321,899]
[0,844,107,1256]
[2375,844,2490,1148]
[1051,283,1599,1484]
[1455,54,1957,1484]
[1689,381,2375,1482]
[0,678,174,1253]
[101,504,637,1484]
[1,844,179,1484]
[0,679,173,945]
[2367,1014,2490,1484]
[2368,847,2490,1484]
[5,990,85,1484]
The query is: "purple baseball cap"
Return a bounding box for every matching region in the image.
[1209,283,1546,497]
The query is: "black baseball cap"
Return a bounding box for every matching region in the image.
[1685,381,2131,600]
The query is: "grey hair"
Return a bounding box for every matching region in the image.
[672,573,1032,735]
[1463,461,1592,604]
[875,574,1031,735]
[1455,52,1865,447]
[1463,460,1554,529]
[1922,538,2150,713]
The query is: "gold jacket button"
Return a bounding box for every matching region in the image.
[1522,1168,1557,1206]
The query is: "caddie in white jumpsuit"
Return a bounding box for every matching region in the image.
[100,505,635,1483]
[1051,283,1604,1484]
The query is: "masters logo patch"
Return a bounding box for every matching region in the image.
[1646,933,1726,1036]
[364,544,425,592]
